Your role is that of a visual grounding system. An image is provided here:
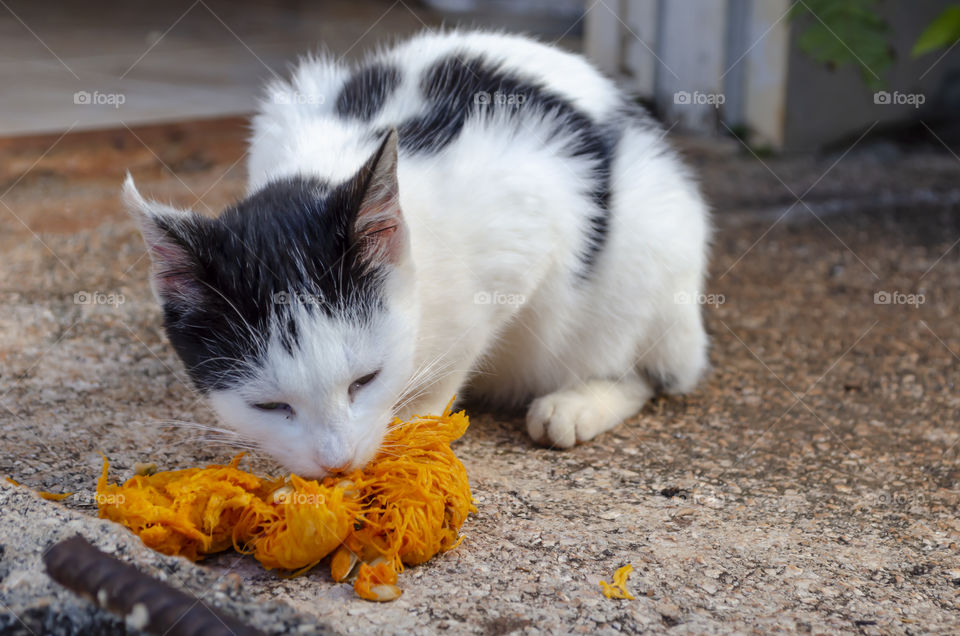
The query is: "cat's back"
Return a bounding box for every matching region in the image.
[248,30,636,189]
[373,30,623,120]
[296,30,622,123]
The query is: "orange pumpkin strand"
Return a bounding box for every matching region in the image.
[96,401,475,601]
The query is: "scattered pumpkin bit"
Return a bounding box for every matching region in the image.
[600,564,636,599]
[132,462,158,476]
[354,560,402,602]
[39,490,73,502]
[5,476,74,501]
[330,546,360,582]
[96,398,476,601]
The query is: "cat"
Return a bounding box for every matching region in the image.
[124,29,710,478]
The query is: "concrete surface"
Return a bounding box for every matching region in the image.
[1,119,959,634]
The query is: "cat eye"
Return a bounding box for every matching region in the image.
[252,402,293,415]
[349,370,381,400]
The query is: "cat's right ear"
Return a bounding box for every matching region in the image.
[122,174,206,306]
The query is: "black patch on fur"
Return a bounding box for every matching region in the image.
[644,369,678,394]
[336,63,402,121]
[396,54,615,272]
[155,175,385,392]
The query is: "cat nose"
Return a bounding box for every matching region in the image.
[314,444,353,474]
[320,462,350,474]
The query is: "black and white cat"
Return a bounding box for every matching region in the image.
[124,30,710,478]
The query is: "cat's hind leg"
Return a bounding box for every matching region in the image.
[524,297,708,448]
[638,283,710,396]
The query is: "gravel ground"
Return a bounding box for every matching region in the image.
[1,119,959,634]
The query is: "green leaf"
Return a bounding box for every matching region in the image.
[791,0,894,88]
[912,6,960,57]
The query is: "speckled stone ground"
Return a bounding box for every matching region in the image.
[1,120,959,634]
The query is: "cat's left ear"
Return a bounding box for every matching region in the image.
[350,128,407,268]
[122,173,207,306]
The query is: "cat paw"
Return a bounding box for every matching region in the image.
[526,390,613,449]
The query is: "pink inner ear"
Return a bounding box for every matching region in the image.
[357,207,406,266]
[352,129,405,268]
[147,236,202,303]
[150,242,182,263]
[155,269,200,301]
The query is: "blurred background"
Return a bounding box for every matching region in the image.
[2,0,958,150]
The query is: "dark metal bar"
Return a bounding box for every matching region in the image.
[43,535,266,636]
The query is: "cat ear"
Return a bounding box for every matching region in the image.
[350,129,407,268]
[122,174,206,306]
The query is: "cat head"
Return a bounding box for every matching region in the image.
[124,130,418,477]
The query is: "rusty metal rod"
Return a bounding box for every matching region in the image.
[43,534,266,636]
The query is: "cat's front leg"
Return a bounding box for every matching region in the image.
[526,375,653,448]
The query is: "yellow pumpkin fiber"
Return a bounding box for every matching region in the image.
[600,564,636,599]
[4,477,73,501]
[97,399,475,599]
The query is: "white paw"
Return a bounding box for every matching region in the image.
[526,391,615,449]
